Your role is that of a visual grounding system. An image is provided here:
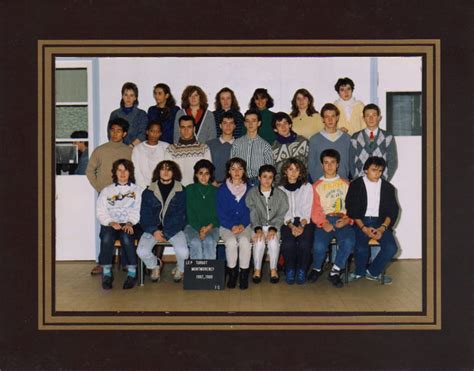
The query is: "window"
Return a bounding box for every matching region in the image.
[386,92,422,136]
[55,61,92,174]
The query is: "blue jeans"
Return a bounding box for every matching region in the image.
[184,225,219,260]
[354,217,398,276]
[312,216,355,270]
[98,225,137,266]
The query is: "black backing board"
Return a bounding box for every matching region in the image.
[2,0,473,368]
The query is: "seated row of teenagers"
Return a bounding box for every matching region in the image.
[94,152,399,291]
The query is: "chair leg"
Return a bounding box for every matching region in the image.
[139,258,145,286]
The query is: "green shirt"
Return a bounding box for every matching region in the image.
[258,108,275,145]
[185,183,220,230]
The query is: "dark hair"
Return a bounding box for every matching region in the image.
[249,88,274,109]
[258,164,277,177]
[181,85,208,110]
[71,130,88,147]
[108,117,129,133]
[320,103,340,118]
[193,159,215,184]
[244,109,262,122]
[334,77,355,93]
[320,149,340,164]
[363,103,381,116]
[220,111,236,124]
[146,120,162,131]
[179,115,196,126]
[111,159,136,184]
[153,83,177,118]
[225,157,249,183]
[280,158,308,185]
[271,112,293,131]
[151,160,182,182]
[363,156,386,171]
[290,88,318,118]
[120,82,139,107]
[215,87,240,111]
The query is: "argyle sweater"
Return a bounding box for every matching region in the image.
[351,128,398,181]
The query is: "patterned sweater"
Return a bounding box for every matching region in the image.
[311,175,350,227]
[351,128,398,181]
[96,182,143,226]
[164,142,212,186]
[272,134,309,185]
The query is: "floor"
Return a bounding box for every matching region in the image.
[55,260,422,313]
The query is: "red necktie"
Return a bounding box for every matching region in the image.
[370,131,375,140]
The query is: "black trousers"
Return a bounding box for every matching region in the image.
[280,224,314,271]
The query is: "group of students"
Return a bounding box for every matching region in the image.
[83,77,400,291]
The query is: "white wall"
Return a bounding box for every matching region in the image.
[98,57,371,143]
[56,176,96,260]
[377,57,422,259]
[57,56,422,260]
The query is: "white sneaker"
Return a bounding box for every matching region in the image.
[173,269,184,282]
[365,269,392,285]
[150,258,162,282]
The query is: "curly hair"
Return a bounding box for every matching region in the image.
[151,160,182,183]
[279,158,308,186]
[111,159,136,184]
[181,85,208,110]
[214,87,240,111]
[290,88,318,118]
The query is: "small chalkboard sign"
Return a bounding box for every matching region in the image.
[183,259,225,290]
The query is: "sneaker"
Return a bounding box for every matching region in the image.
[285,269,296,285]
[171,265,178,276]
[346,272,364,282]
[296,269,306,285]
[150,266,161,282]
[102,275,113,290]
[173,269,184,283]
[123,275,137,289]
[307,269,323,283]
[327,273,344,288]
[366,270,393,285]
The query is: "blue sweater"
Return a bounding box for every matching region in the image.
[147,105,180,144]
[216,182,251,229]
[140,181,186,240]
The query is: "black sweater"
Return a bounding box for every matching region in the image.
[345,177,400,229]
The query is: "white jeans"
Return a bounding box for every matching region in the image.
[137,231,189,273]
[252,227,280,270]
[219,226,252,269]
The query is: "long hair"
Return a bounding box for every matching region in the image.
[181,85,208,110]
[111,159,136,184]
[151,160,182,182]
[290,88,318,118]
[214,87,240,111]
[119,82,139,107]
[225,157,249,183]
[153,83,177,118]
[248,88,274,110]
[279,158,308,186]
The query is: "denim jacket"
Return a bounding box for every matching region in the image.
[140,181,186,240]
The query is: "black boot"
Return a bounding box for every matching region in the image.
[227,266,238,289]
[239,268,249,290]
